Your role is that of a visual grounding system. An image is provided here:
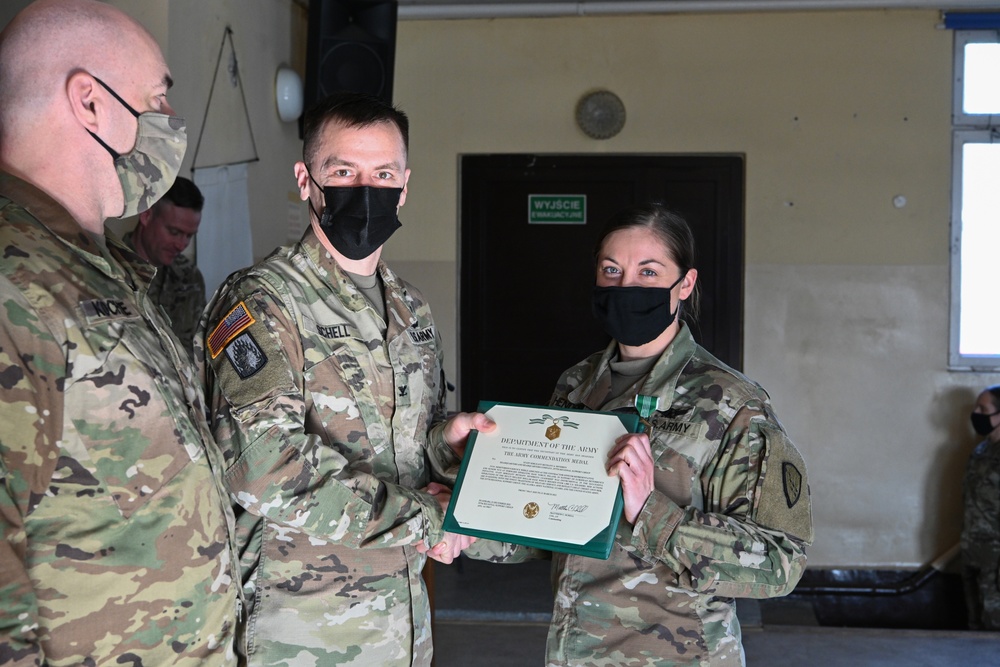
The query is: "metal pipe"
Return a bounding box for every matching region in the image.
[399,1,1000,20]
[792,544,962,597]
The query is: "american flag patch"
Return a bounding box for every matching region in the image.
[207,301,256,358]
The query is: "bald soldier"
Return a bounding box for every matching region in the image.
[0,1,240,665]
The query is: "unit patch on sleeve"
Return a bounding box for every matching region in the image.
[782,462,803,508]
[207,301,256,358]
[224,331,268,379]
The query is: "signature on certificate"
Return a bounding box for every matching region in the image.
[549,503,589,513]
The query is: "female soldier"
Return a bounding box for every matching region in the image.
[542,203,814,665]
[962,384,1000,630]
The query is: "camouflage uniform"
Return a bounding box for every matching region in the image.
[123,230,206,355]
[474,324,813,666]
[961,437,1000,630]
[0,172,240,666]
[199,226,455,666]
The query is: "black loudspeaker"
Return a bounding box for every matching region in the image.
[304,0,398,111]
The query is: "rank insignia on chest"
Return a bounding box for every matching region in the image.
[395,372,411,407]
[225,332,268,379]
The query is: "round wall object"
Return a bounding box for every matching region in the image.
[575,90,626,140]
[275,66,304,123]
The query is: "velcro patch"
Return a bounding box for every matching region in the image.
[207,301,255,358]
[317,323,355,339]
[648,416,700,440]
[755,423,814,544]
[80,298,139,323]
[224,332,268,379]
[407,326,435,345]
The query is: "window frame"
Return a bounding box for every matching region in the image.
[950,29,1000,370]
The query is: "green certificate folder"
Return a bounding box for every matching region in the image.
[443,401,641,560]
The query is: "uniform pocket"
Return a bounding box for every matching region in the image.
[62,318,195,518]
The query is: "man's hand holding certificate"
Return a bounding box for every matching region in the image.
[443,402,640,559]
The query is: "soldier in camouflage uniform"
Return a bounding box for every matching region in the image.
[962,385,1000,630]
[199,92,489,666]
[0,1,240,666]
[124,175,207,355]
[473,203,813,666]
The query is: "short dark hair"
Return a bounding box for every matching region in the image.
[984,385,1000,408]
[594,202,701,324]
[156,176,204,212]
[301,91,409,168]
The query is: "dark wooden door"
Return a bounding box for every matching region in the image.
[459,154,744,412]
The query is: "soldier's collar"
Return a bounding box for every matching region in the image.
[0,170,106,256]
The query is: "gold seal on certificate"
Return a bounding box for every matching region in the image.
[443,401,641,559]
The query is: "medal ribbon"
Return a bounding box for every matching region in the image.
[634,394,659,433]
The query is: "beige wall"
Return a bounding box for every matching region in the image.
[4,2,990,569]
[387,10,989,569]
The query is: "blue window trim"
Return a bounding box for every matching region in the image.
[944,12,1000,30]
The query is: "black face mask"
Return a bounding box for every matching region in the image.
[591,274,685,347]
[971,412,997,437]
[308,176,403,260]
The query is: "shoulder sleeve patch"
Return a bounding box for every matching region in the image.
[224,331,268,379]
[206,291,298,415]
[207,301,255,358]
[753,422,814,545]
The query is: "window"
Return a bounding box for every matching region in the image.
[950,27,1000,369]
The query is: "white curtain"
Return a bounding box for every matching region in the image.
[193,163,254,300]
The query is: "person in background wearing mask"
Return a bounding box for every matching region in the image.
[475,203,813,665]
[962,384,1000,630]
[199,91,492,666]
[125,175,206,354]
[0,1,240,665]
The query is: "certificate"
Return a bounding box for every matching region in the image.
[443,401,640,560]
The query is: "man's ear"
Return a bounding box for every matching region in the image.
[66,72,101,133]
[397,168,411,209]
[293,161,311,201]
[137,208,153,228]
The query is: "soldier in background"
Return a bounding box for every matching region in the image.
[0,1,239,665]
[199,91,491,666]
[962,384,1000,630]
[124,175,206,353]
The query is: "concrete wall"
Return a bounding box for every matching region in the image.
[3,1,991,570]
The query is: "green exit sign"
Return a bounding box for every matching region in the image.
[528,195,587,224]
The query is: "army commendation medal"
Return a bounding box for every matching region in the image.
[443,401,641,560]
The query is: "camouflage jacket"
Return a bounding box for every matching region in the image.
[962,438,1000,560]
[472,324,813,666]
[198,227,454,667]
[547,325,812,666]
[0,172,240,666]
[123,230,206,356]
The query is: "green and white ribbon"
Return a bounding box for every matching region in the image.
[634,394,659,432]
